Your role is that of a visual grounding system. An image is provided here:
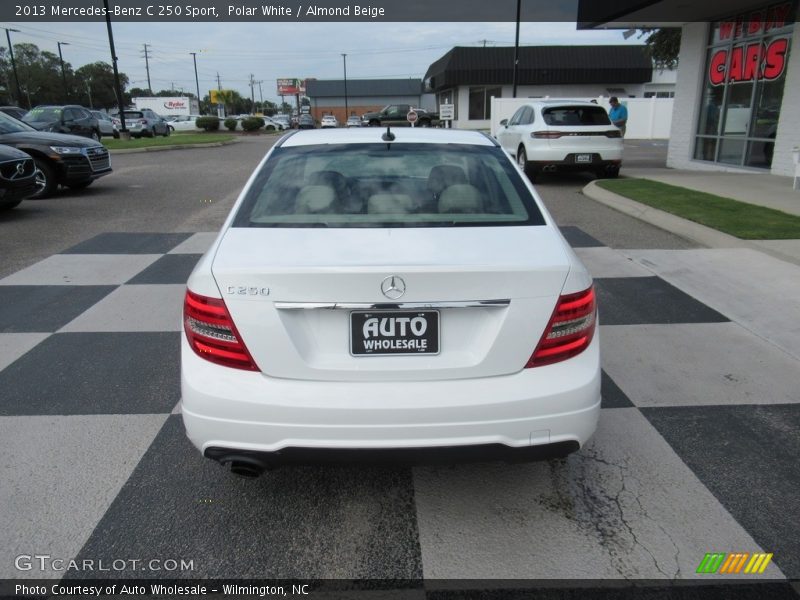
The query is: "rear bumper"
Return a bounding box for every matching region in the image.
[181,333,601,463]
[529,156,622,172]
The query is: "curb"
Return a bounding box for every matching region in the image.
[581,179,800,266]
[109,138,240,154]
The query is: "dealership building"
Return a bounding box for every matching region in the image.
[580,0,799,176]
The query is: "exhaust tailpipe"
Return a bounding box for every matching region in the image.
[222,456,267,478]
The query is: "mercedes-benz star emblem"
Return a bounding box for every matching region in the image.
[380,275,406,300]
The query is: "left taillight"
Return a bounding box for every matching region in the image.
[526,285,596,368]
[183,290,259,371]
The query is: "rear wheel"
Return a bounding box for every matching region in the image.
[517,146,537,182]
[32,158,57,199]
[163,126,170,137]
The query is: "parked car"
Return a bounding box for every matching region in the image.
[297,114,315,129]
[181,128,600,477]
[272,115,291,129]
[346,115,362,128]
[121,109,171,138]
[0,111,112,198]
[262,116,286,131]
[90,111,118,138]
[0,106,27,121]
[22,105,101,141]
[320,115,339,128]
[496,100,623,181]
[0,143,38,209]
[169,114,204,132]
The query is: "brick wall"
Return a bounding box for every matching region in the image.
[310,105,383,123]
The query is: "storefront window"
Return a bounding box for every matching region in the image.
[468,87,502,120]
[694,2,794,168]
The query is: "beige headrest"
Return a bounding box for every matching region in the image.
[438,184,483,213]
[296,185,336,213]
[368,193,414,214]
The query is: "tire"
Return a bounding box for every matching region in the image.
[66,180,93,190]
[90,130,100,142]
[369,120,380,127]
[113,131,120,139]
[517,146,536,182]
[420,120,431,128]
[32,158,58,199]
[162,126,170,137]
[149,128,157,138]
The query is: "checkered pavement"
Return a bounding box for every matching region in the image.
[1,230,798,588]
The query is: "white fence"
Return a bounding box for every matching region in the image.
[489,96,674,140]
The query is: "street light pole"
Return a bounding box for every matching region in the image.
[190,51,202,114]
[512,0,521,98]
[103,0,127,134]
[342,53,348,121]
[57,41,70,102]
[3,28,22,107]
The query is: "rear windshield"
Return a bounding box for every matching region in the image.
[233,143,545,228]
[542,106,611,126]
[125,111,145,119]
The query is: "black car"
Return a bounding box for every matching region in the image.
[22,105,102,141]
[0,106,27,121]
[0,111,112,198]
[0,144,37,209]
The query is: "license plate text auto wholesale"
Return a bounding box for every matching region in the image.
[575,154,593,163]
[350,310,440,355]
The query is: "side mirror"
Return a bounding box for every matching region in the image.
[500,119,508,127]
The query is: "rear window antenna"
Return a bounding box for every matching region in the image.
[382,125,395,142]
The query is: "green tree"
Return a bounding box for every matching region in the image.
[6,43,70,107]
[640,28,682,70]
[75,61,129,109]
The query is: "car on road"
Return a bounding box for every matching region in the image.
[320,115,339,128]
[0,111,112,198]
[181,128,600,477]
[496,100,623,181]
[22,105,102,141]
[346,115,362,128]
[263,116,287,131]
[169,114,204,132]
[90,110,118,138]
[121,109,171,138]
[0,144,38,209]
[272,115,291,129]
[297,114,315,129]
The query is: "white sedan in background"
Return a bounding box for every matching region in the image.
[169,114,204,132]
[320,115,339,128]
[181,128,600,477]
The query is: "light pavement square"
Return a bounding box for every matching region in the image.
[59,284,185,332]
[620,248,800,360]
[601,322,800,407]
[167,232,217,254]
[0,254,161,286]
[0,414,168,578]
[0,333,49,371]
[412,408,782,580]
[574,247,654,278]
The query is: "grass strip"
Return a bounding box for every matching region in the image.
[596,178,800,239]
[104,133,236,150]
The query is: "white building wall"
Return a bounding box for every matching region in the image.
[771,20,800,177]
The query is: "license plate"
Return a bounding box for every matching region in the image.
[350,310,439,356]
[575,154,593,163]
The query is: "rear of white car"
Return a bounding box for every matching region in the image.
[497,101,623,180]
[181,129,600,476]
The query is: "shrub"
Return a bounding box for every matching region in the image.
[224,118,238,131]
[241,116,264,132]
[195,116,221,131]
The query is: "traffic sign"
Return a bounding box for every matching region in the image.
[407,110,418,125]
[439,104,455,120]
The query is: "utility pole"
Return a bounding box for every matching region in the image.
[342,53,348,120]
[249,74,255,113]
[512,0,521,98]
[57,41,70,102]
[103,0,127,134]
[141,43,152,94]
[256,80,264,113]
[216,72,222,117]
[3,28,22,107]
[190,51,202,114]
[86,80,93,108]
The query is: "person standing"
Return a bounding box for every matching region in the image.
[609,97,628,137]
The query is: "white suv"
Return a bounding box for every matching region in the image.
[496,101,623,181]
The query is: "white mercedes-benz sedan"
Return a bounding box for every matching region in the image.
[181,127,600,477]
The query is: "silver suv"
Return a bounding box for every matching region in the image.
[122,109,170,138]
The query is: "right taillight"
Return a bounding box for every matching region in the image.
[526,286,596,368]
[183,290,259,371]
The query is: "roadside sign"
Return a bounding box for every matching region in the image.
[439,104,455,120]
[407,110,418,126]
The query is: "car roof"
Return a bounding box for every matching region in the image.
[280,128,496,147]
[520,100,604,109]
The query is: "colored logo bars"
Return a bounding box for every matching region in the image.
[696,552,774,574]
